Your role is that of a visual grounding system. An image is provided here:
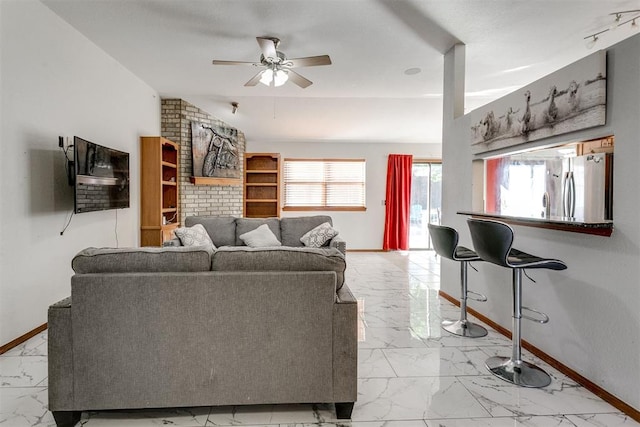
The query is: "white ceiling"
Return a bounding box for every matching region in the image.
[42,0,640,145]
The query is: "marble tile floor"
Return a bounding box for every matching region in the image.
[1,251,638,426]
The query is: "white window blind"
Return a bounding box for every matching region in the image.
[283,159,366,210]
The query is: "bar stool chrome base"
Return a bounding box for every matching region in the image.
[429,223,488,340]
[442,319,488,338]
[486,355,552,388]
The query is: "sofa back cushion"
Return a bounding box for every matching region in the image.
[69,271,336,408]
[280,215,333,247]
[211,246,346,290]
[185,216,236,247]
[235,218,281,246]
[72,246,213,273]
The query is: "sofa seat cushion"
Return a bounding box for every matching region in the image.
[185,216,237,247]
[235,218,281,246]
[280,215,333,247]
[72,246,214,273]
[211,246,346,290]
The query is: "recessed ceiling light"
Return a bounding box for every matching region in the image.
[404,67,421,75]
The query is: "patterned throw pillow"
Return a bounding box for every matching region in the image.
[239,224,282,248]
[300,222,339,248]
[174,224,216,248]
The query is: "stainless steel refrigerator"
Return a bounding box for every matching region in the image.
[544,153,613,221]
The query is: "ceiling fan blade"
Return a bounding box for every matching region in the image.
[287,55,332,68]
[287,70,313,89]
[256,37,277,61]
[212,60,260,66]
[244,70,266,87]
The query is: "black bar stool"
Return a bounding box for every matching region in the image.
[467,218,567,388]
[428,223,488,338]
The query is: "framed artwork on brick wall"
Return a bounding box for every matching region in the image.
[190,122,242,183]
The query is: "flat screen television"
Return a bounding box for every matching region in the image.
[73,136,130,213]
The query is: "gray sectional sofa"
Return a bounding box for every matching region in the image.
[48,216,357,427]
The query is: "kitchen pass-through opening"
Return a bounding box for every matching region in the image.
[484,136,614,221]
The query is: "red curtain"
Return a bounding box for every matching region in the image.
[383,154,413,250]
[485,158,500,212]
[485,157,509,213]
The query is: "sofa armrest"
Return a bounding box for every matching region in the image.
[332,283,357,403]
[48,297,74,411]
[163,238,182,247]
[329,236,346,255]
[336,283,356,304]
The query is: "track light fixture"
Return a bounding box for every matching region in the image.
[609,13,622,31]
[584,34,599,49]
[584,9,640,49]
[231,102,238,114]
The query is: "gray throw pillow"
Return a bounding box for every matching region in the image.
[239,224,282,247]
[174,224,216,248]
[300,222,339,248]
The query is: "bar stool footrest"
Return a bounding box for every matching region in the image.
[485,355,551,388]
[522,306,549,324]
[467,290,487,302]
[441,319,488,338]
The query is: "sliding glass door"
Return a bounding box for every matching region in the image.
[409,161,442,249]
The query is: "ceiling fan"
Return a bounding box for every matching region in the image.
[212,37,332,89]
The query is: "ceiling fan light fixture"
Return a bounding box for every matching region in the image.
[259,68,274,86]
[274,69,289,87]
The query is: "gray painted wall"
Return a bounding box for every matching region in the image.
[441,36,640,409]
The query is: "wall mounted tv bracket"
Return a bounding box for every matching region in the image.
[59,136,75,186]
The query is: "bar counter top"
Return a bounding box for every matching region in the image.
[457,211,613,237]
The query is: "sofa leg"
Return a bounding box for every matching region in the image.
[52,411,81,427]
[335,402,354,419]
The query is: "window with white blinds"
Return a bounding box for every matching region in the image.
[283,159,366,211]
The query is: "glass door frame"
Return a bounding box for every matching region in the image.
[410,158,442,250]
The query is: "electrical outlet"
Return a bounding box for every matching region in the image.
[58,136,64,148]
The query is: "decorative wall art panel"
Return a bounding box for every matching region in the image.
[191,122,241,179]
[470,50,606,155]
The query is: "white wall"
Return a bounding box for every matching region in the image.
[0,1,160,344]
[247,141,441,249]
[441,36,640,409]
